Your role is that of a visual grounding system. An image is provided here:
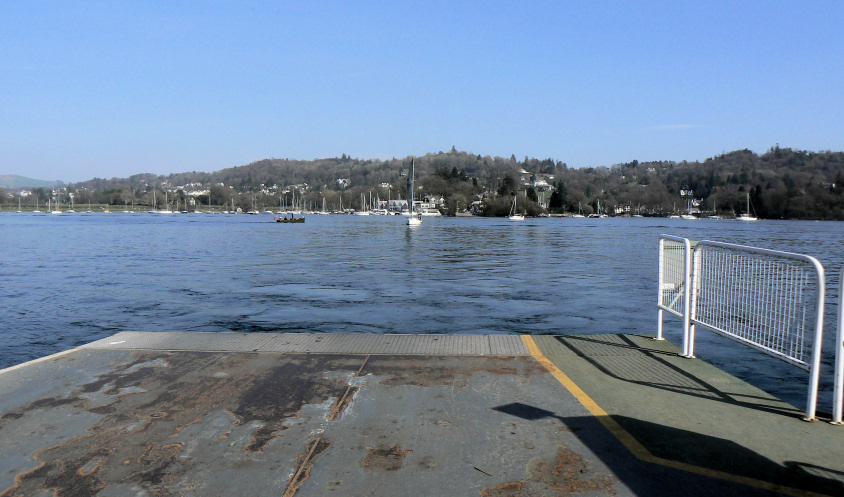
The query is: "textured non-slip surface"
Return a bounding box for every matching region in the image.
[81,331,530,356]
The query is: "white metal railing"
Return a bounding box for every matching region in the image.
[833,268,844,424]
[691,241,825,421]
[657,236,826,421]
[657,235,692,355]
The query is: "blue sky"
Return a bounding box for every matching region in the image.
[2,1,842,183]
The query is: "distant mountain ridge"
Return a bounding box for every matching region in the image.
[0,175,64,189]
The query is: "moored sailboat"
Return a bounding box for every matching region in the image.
[406,158,422,226]
[50,197,62,215]
[355,193,370,215]
[157,191,174,214]
[588,199,607,218]
[680,198,696,220]
[247,195,260,215]
[508,194,525,221]
[736,192,758,221]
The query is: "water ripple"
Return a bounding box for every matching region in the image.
[2,213,843,410]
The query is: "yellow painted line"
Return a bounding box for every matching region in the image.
[521,335,832,497]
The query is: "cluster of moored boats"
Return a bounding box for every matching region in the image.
[3,187,760,221]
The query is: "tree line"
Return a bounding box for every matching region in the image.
[3,145,843,219]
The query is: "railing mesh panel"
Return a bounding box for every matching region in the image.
[659,239,687,317]
[693,245,819,369]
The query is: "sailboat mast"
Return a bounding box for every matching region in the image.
[407,158,415,213]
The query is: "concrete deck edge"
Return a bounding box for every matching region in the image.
[0,347,82,376]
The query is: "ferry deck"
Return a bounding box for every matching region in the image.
[1,331,842,496]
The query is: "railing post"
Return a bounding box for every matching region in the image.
[802,260,825,422]
[656,238,666,341]
[656,309,664,341]
[683,240,696,358]
[833,267,844,424]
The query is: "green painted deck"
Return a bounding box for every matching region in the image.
[0,332,841,496]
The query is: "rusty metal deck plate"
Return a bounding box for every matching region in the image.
[0,333,806,496]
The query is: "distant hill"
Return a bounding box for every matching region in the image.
[0,175,64,189]
[7,146,843,219]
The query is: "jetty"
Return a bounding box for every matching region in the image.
[1,331,842,497]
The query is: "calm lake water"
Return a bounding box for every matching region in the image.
[2,213,842,412]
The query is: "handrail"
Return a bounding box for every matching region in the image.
[689,240,825,421]
[833,267,844,424]
[656,236,827,421]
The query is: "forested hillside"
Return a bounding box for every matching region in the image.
[550,146,844,219]
[3,146,843,219]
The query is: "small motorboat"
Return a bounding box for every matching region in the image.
[275,215,305,223]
